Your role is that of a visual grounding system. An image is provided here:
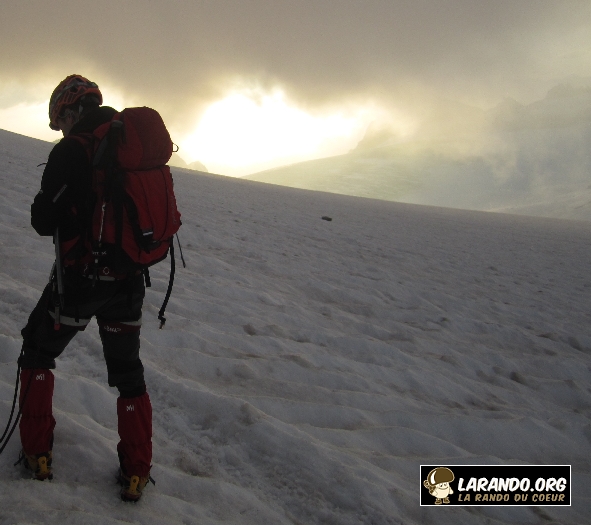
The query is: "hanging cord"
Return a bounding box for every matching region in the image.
[158,241,175,329]
[1,305,51,457]
[0,348,39,459]
[175,233,186,269]
[0,275,53,457]
[0,347,29,457]
[0,230,61,457]
[0,355,22,446]
[156,235,187,329]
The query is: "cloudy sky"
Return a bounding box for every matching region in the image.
[1,0,590,175]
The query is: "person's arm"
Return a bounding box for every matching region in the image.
[31,139,88,236]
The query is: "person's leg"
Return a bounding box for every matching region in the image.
[100,320,152,479]
[18,281,90,478]
[97,273,151,499]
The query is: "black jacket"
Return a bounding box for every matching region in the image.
[31,106,118,239]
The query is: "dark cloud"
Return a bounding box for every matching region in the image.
[2,0,590,130]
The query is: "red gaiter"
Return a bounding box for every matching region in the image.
[19,369,56,455]
[117,392,152,477]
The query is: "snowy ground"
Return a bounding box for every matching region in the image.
[0,129,590,524]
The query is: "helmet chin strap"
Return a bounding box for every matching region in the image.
[59,108,80,136]
[65,108,80,123]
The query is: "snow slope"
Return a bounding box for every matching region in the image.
[0,128,590,524]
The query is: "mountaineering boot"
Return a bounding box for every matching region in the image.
[17,450,53,480]
[117,467,154,502]
[18,369,56,477]
[117,392,152,501]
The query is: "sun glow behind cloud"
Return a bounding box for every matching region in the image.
[0,101,56,142]
[178,89,380,176]
[0,82,407,177]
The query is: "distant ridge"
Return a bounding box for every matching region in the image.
[245,83,591,222]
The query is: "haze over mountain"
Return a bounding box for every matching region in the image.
[246,80,591,222]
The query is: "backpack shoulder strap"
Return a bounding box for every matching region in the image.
[63,132,94,161]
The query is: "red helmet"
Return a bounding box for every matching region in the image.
[48,74,102,130]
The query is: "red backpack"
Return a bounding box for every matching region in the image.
[66,107,183,326]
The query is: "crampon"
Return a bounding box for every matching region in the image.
[15,450,53,480]
[117,468,155,502]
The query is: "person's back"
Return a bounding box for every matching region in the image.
[18,75,153,502]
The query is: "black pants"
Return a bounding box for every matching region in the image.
[20,270,146,398]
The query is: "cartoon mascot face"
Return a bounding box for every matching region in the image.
[423,467,455,504]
